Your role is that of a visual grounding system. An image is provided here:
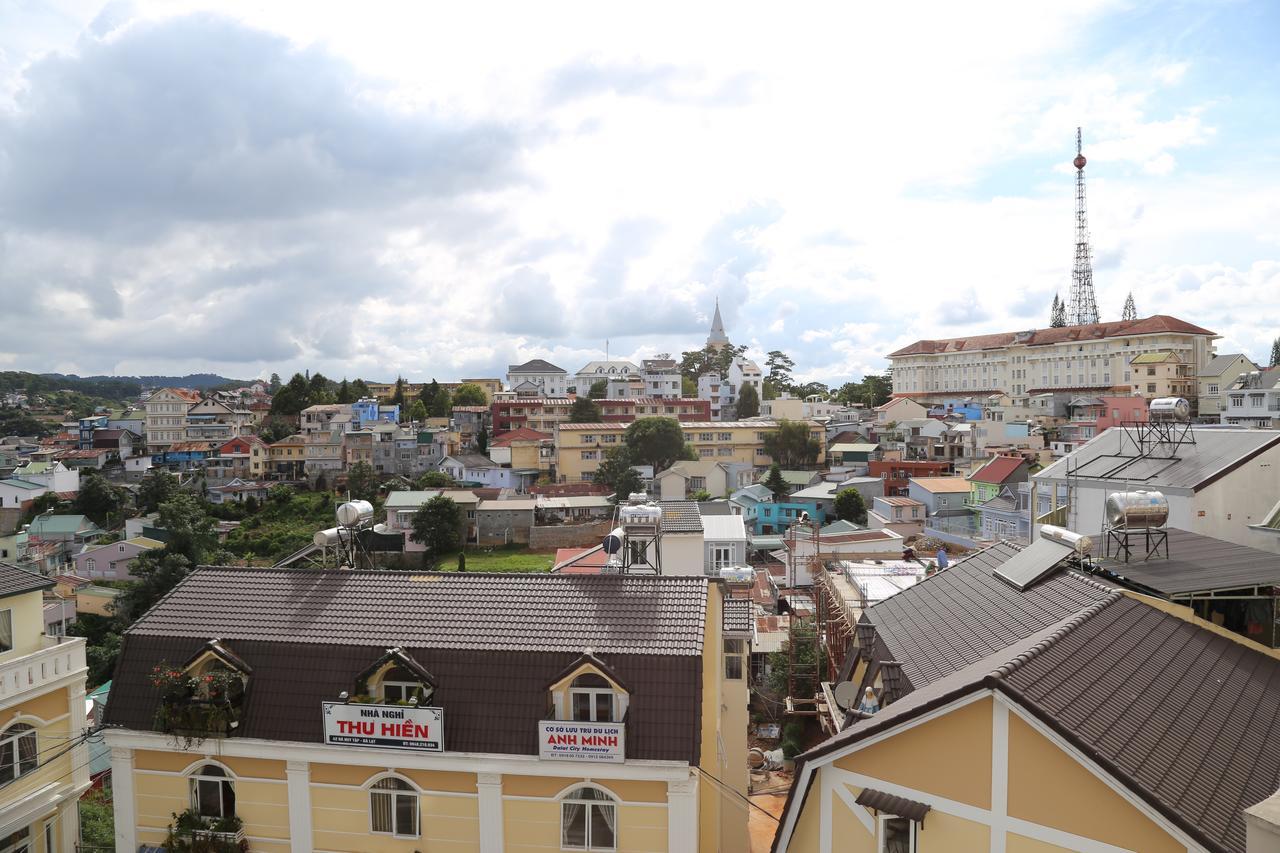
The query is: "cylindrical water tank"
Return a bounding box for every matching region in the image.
[602,527,625,555]
[313,527,341,547]
[336,500,374,528]
[620,504,661,525]
[1149,397,1191,423]
[1039,525,1092,554]
[1104,491,1169,529]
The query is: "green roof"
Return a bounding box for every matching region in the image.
[1130,351,1176,364]
[16,462,51,474]
[0,479,45,491]
[27,514,100,536]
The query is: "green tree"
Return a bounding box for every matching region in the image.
[593,447,644,502]
[834,488,868,525]
[681,376,698,397]
[308,372,334,404]
[79,786,115,847]
[428,387,452,418]
[476,428,488,454]
[736,382,760,418]
[1050,294,1066,327]
[568,396,603,423]
[452,383,487,406]
[75,471,126,528]
[270,373,310,417]
[68,613,121,687]
[346,461,378,502]
[791,381,829,400]
[762,419,821,468]
[457,552,467,572]
[157,493,217,564]
[111,552,195,624]
[391,376,407,406]
[268,373,282,394]
[268,484,295,504]
[351,378,371,398]
[762,463,789,497]
[766,350,796,390]
[418,379,441,410]
[410,495,464,558]
[24,492,67,521]
[588,379,608,399]
[624,417,695,473]
[138,470,180,514]
[257,415,295,444]
[691,489,713,502]
[407,399,428,422]
[1272,337,1280,368]
[336,378,354,404]
[416,471,458,489]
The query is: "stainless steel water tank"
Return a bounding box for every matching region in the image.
[336,499,374,528]
[313,527,341,547]
[1149,397,1191,423]
[1104,491,1169,529]
[1039,524,1093,554]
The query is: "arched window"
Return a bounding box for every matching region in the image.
[0,723,38,783]
[561,786,617,850]
[570,673,616,722]
[189,764,235,820]
[370,776,418,837]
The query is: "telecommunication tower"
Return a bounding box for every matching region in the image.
[1067,127,1099,326]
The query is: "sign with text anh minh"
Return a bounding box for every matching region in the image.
[322,702,444,752]
[538,721,625,764]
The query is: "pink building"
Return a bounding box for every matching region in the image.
[1057,395,1149,453]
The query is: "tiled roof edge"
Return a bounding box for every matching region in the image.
[985,592,1123,681]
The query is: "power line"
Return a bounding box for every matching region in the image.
[695,766,780,823]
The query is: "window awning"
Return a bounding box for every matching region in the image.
[854,788,931,823]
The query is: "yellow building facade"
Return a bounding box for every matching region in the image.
[105,570,751,852]
[555,420,825,484]
[0,568,90,852]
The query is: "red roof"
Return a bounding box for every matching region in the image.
[553,547,610,574]
[969,455,1027,485]
[491,427,553,446]
[888,315,1216,358]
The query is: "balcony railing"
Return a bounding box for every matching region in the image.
[0,635,86,709]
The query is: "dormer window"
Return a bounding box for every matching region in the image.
[570,673,617,722]
[379,667,428,704]
[357,648,436,705]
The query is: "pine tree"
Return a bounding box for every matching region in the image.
[1271,337,1280,368]
[1049,294,1066,327]
[1122,292,1137,322]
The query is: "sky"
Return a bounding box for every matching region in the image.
[1,0,1278,385]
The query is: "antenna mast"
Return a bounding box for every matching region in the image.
[1067,127,1099,326]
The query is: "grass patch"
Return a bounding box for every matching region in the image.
[449,548,556,573]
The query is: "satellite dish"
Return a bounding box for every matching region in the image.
[833,682,860,711]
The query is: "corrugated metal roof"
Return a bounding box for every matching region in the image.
[1088,528,1280,595]
[701,514,747,541]
[1035,428,1280,491]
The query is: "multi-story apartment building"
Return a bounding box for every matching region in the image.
[555,420,825,483]
[267,434,306,479]
[143,387,202,453]
[0,565,90,851]
[1129,350,1196,399]
[506,358,569,397]
[300,404,352,436]
[492,397,710,434]
[1220,367,1280,428]
[1199,353,1259,417]
[887,315,1217,408]
[572,360,640,395]
[697,356,763,420]
[640,358,683,397]
[104,569,751,852]
[185,398,252,443]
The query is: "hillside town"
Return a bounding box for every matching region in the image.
[5,4,1280,853]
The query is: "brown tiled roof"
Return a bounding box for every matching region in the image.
[887,314,1216,358]
[106,568,710,762]
[0,563,55,597]
[858,541,1114,693]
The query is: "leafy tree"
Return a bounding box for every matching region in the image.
[593,447,644,502]
[588,379,608,399]
[418,379,441,409]
[476,428,488,454]
[268,484,295,504]
[391,376,407,406]
[691,489,713,502]
[681,376,698,397]
[68,613,121,687]
[24,492,67,521]
[766,350,796,390]
[351,378,371,399]
[157,493,217,564]
[762,463,789,497]
[835,374,894,408]
[679,343,747,382]
[76,471,126,528]
[457,552,467,572]
[791,381,829,400]
[762,419,821,468]
[1050,294,1066,327]
[336,378,354,404]
[112,552,195,624]
[243,495,259,513]
[268,373,282,394]
[834,488,868,525]
[138,470,180,514]
[452,383,487,406]
[407,399,428,422]
[346,461,378,502]
[1272,337,1280,368]
[269,373,311,417]
[624,417,695,473]
[416,471,458,489]
[736,382,760,418]
[79,784,115,846]
[569,396,603,423]
[315,471,328,491]
[428,387,452,418]
[257,415,295,444]
[410,495,464,558]
[308,372,334,404]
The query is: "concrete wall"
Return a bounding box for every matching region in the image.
[528,520,613,550]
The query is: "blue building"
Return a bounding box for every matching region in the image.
[78,415,109,449]
[754,499,826,535]
[352,398,399,426]
[929,400,983,422]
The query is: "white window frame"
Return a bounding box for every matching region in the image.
[380,681,423,703]
[0,723,38,784]
[369,775,420,838]
[877,813,917,852]
[0,826,29,853]
[189,763,235,821]
[560,786,618,851]
[724,639,744,680]
[42,821,53,853]
[712,546,732,569]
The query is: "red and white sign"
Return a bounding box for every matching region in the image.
[538,721,625,764]
[322,702,444,752]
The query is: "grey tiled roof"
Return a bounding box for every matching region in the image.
[0,563,54,597]
[723,599,753,635]
[507,358,566,374]
[659,501,704,533]
[128,568,709,654]
[859,541,1114,692]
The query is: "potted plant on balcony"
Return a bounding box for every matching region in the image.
[164,809,248,851]
[151,663,245,745]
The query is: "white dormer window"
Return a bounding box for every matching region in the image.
[570,673,618,722]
